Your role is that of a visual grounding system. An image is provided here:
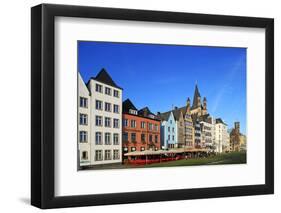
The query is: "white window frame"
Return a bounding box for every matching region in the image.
[105,132,111,145]
[113,133,119,145]
[113,118,119,128]
[95,115,102,126]
[105,102,111,112]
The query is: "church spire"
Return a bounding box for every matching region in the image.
[192,84,201,109]
[186,97,191,113]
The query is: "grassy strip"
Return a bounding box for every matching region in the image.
[143,152,246,168]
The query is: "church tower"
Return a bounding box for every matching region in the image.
[202,97,207,115]
[186,97,191,113]
[191,84,202,115]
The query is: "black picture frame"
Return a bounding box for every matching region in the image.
[31,3,274,209]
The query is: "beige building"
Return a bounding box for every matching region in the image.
[230,122,242,152]
[184,98,194,148]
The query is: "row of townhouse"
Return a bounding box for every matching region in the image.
[157,84,232,153]
[78,68,161,167]
[78,68,245,168]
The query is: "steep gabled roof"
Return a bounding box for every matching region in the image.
[123,99,138,113]
[191,84,201,109]
[198,113,212,123]
[216,118,227,125]
[138,107,154,115]
[157,106,186,122]
[91,68,122,90]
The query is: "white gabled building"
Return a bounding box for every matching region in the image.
[78,73,91,167]
[78,68,123,167]
[214,118,228,153]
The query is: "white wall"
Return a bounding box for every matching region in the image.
[0,0,280,212]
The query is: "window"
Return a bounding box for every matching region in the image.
[123,132,128,141]
[95,150,102,161]
[113,150,120,160]
[131,120,136,128]
[104,150,111,160]
[129,109,138,115]
[105,87,111,95]
[149,123,153,130]
[82,151,88,160]
[168,135,170,140]
[148,114,154,119]
[155,124,158,131]
[141,121,146,129]
[79,131,87,143]
[95,116,102,126]
[131,147,136,152]
[79,113,88,125]
[149,134,153,142]
[105,102,111,112]
[168,127,170,132]
[131,133,136,142]
[96,84,102,93]
[95,100,102,110]
[141,134,146,142]
[155,135,158,143]
[105,133,111,145]
[113,104,119,113]
[123,119,128,127]
[172,127,174,132]
[113,133,119,145]
[113,119,119,128]
[95,132,102,145]
[113,90,119,98]
[105,117,111,127]
[79,97,88,108]
[172,135,174,141]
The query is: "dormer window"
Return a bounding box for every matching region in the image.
[129,109,138,115]
[148,114,155,119]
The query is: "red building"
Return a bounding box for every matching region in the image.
[122,99,161,159]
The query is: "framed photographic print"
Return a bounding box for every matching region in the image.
[31,4,274,209]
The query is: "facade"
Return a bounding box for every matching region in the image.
[230,122,242,152]
[214,118,228,153]
[184,98,194,148]
[78,73,91,167]
[225,132,230,152]
[158,111,177,149]
[78,68,123,167]
[122,99,161,157]
[200,119,213,151]
[175,110,185,148]
[240,134,247,151]
[193,118,202,148]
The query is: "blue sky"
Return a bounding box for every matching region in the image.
[78,41,246,134]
